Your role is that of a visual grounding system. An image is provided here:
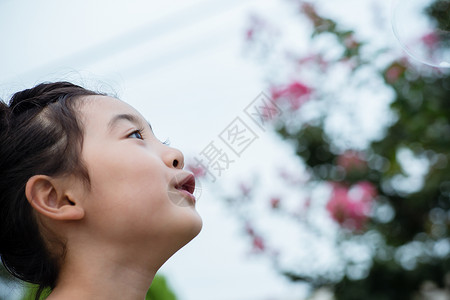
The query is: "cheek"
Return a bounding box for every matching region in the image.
[84,168,172,242]
[87,145,161,189]
[81,143,202,244]
[85,147,170,215]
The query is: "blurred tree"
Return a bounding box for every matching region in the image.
[14,274,178,300]
[194,0,450,299]
[145,275,178,300]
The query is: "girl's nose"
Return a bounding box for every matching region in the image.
[164,147,184,169]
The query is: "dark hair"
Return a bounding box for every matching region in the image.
[0,82,102,299]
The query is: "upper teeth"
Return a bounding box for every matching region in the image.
[178,184,188,191]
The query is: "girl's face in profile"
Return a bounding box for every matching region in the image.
[75,96,202,252]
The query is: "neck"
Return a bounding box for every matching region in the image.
[46,244,160,300]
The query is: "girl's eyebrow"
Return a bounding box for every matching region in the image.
[107,113,153,132]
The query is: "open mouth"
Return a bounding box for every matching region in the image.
[175,174,196,195]
[168,173,198,206]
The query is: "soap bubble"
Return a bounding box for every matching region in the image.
[391,0,450,68]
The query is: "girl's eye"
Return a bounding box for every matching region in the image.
[128,130,144,140]
[161,138,170,146]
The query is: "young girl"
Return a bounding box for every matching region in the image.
[0,82,202,299]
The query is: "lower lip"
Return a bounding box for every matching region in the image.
[177,189,196,204]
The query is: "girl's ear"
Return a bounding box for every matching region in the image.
[25,175,85,221]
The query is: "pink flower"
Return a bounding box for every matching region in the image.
[297,53,329,71]
[259,101,280,121]
[245,221,255,236]
[386,66,403,83]
[303,197,311,210]
[239,182,252,197]
[336,150,367,172]
[278,167,307,185]
[300,2,322,28]
[384,61,407,84]
[271,80,313,111]
[271,86,285,101]
[326,181,376,231]
[245,28,255,41]
[355,181,377,200]
[186,163,206,178]
[244,14,273,43]
[421,31,439,49]
[252,236,265,252]
[279,168,292,182]
[270,197,281,209]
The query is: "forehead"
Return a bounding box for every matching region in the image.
[79,95,139,117]
[77,95,146,133]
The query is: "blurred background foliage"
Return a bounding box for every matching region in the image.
[0,268,177,300]
[207,0,450,299]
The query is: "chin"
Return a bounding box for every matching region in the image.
[177,213,202,250]
[186,212,203,241]
[163,215,202,263]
